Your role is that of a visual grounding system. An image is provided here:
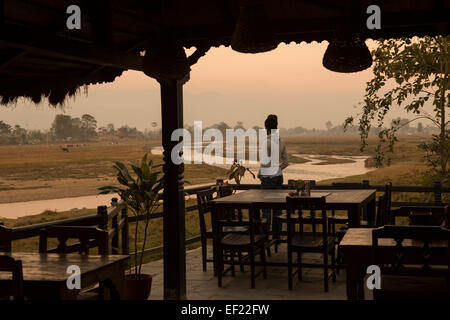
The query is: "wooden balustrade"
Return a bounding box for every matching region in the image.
[1,181,448,260]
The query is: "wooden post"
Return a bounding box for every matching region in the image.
[434,181,442,204]
[97,205,108,231]
[0,0,3,27]
[111,198,119,255]
[121,206,129,255]
[160,76,188,300]
[362,180,370,188]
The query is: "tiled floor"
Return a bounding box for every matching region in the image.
[142,244,360,300]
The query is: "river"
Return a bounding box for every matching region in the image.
[0,147,374,219]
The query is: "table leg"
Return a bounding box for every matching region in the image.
[59,285,79,300]
[348,205,362,228]
[366,196,376,226]
[345,262,359,300]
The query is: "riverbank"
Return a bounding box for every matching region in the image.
[0,136,429,215]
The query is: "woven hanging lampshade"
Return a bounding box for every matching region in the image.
[322,37,372,73]
[143,38,190,80]
[231,4,277,54]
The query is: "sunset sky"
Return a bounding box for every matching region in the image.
[0,40,411,131]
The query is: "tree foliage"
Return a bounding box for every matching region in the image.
[345,36,450,183]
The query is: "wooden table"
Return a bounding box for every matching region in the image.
[0,253,129,300]
[211,189,377,273]
[340,228,448,300]
[213,189,377,227]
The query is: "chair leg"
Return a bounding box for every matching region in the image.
[323,250,329,292]
[297,250,302,280]
[218,248,223,287]
[266,245,271,257]
[288,247,293,290]
[238,251,245,273]
[201,238,207,272]
[260,246,267,279]
[250,249,256,289]
[230,250,236,277]
[331,246,336,283]
[335,242,340,275]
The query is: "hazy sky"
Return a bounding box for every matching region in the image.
[0,40,412,131]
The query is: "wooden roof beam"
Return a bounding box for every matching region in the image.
[0,50,26,71]
[0,25,143,71]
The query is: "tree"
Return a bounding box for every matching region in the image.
[345,36,450,183]
[212,122,231,136]
[106,123,115,136]
[234,121,245,130]
[0,121,11,136]
[51,114,73,140]
[12,125,27,144]
[325,121,333,131]
[417,122,423,132]
[81,114,97,139]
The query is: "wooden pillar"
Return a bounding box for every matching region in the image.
[0,0,3,27]
[160,75,188,300]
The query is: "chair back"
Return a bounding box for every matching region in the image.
[212,203,256,245]
[0,255,24,300]
[372,225,450,279]
[196,188,216,237]
[390,205,449,227]
[0,225,13,252]
[384,182,392,222]
[375,194,387,227]
[39,226,109,254]
[286,196,327,242]
[331,182,363,189]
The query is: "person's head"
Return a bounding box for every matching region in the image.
[264,114,278,133]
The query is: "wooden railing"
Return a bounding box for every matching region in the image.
[4,180,450,260]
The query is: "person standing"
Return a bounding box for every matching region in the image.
[258,114,289,234]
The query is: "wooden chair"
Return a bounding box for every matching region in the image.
[196,188,217,272]
[0,255,24,300]
[390,205,449,227]
[327,182,364,244]
[213,203,267,288]
[372,225,450,299]
[39,226,109,299]
[197,188,248,273]
[39,226,109,254]
[286,196,336,291]
[0,225,13,252]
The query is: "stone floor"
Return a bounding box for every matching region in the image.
[142,243,369,300]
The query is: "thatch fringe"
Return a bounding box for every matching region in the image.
[0,68,124,107]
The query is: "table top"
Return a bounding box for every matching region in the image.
[340,228,448,248]
[212,189,377,205]
[0,252,129,282]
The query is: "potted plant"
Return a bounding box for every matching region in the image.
[289,179,305,196]
[99,153,163,300]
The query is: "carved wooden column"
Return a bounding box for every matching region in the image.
[159,74,189,300]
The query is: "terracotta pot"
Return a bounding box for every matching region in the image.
[123,274,153,300]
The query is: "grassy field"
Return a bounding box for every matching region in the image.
[0,135,440,262]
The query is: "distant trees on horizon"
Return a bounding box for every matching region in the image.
[0,116,437,145]
[0,114,161,145]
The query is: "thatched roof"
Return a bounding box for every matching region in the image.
[0,0,449,106]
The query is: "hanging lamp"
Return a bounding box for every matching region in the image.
[231,2,277,54]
